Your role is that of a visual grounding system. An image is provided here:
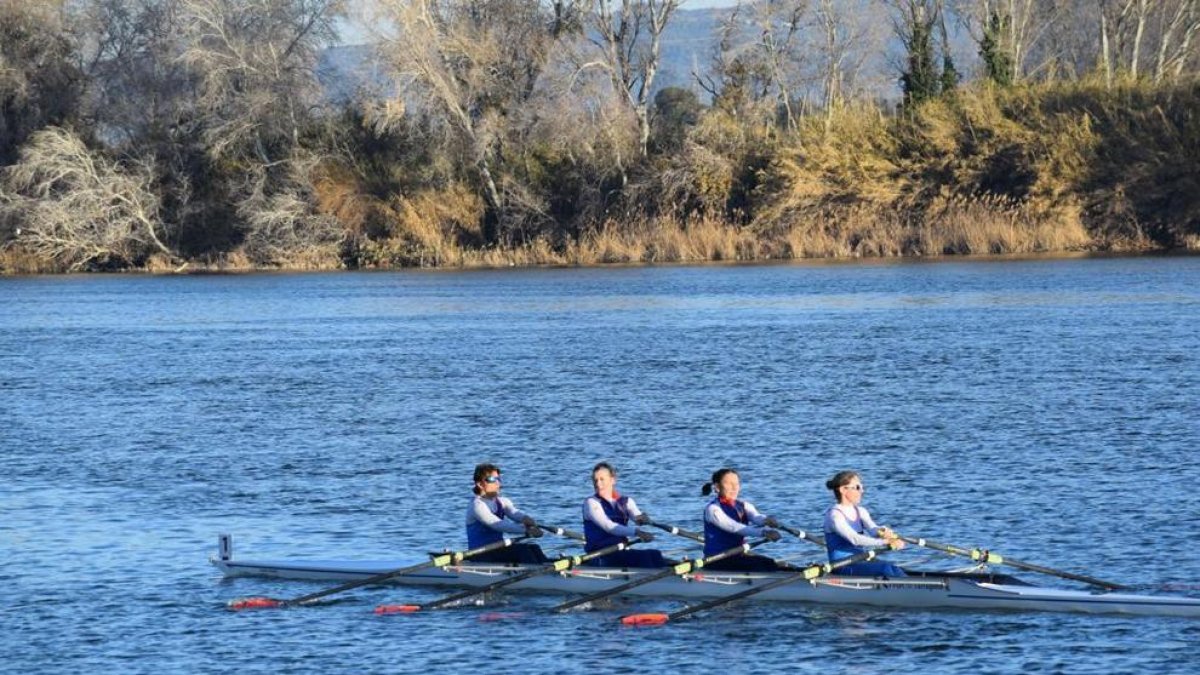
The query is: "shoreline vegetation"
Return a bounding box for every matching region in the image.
[2,2,1198,275]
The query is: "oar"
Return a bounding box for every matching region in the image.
[375,539,635,614]
[645,519,704,543]
[775,523,828,548]
[552,539,774,613]
[226,537,529,610]
[619,548,881,626]
[535,523,586,542]
[897,534,1126,591]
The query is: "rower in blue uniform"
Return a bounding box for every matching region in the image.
[701,467,787,571]
[823,470,906,577]
[465,463,550,565]
[581,462,666,568]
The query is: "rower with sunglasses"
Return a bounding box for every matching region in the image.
[823,470,906,577]
[465,463,550,564]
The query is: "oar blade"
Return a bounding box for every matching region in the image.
[227,597,283,610]
[620,613,670,626]
[375,604,421,614]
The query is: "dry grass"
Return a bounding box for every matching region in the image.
[0,246,62,274]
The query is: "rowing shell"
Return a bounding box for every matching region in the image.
[211,549,1200,618]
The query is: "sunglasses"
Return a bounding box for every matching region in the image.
[484,476,502,484]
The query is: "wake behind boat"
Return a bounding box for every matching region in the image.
[211,535,1200,618]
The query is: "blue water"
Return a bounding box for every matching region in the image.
[3,257,1199,674]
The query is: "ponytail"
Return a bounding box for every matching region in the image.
[702,468,737,496]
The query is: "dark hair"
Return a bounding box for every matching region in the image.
[701,467,738,496]
[825,470,860,502]
[592,461,616,477]
[473,463,500,495]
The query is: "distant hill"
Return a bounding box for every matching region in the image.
[656,7,725,91]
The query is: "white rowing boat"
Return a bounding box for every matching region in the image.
[211,537,1200,618]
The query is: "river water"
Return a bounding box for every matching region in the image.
[3,257,1198,673]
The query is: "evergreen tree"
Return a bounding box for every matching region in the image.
[941,54,960,93]
[901,11,938,103]
[980,10,1015,86]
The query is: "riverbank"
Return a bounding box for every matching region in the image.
[3,79,1198,275]
[3,237,1194,277]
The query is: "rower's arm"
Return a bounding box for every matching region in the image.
[584,497,638,537]
[472,498,527,534]
[743,501,770,527]
[828,509,889,548]
[705,502,765,537]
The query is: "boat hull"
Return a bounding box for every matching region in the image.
[211,556,1200,617]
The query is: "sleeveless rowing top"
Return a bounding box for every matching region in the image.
[824,504,867,562]
[467,497,507,548]
[704,498,749,556]
[583,494,632,552]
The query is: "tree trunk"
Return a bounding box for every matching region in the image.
[478,156,503,244]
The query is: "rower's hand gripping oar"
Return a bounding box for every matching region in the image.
[620,548,881,626]
[551,538,774,613]
[375,535,632,614]
[898,534,1126,591]
[226,537,529,610]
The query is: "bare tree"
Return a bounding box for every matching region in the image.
[371,0,583,243]
[177,0,345,163]
[953,0,1049,83]
[1154,0,1200,82]
[697,1,814,130]
[817,0,847,120]
[236,152,342,264]
[74,0,194,149]
[1095,0,1199,85]
[586,0,682,157]
[751,0,809,129]
[1,127,172,270]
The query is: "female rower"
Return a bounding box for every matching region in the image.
[701,467,786,572]
[823,470,906,577]
[581,462,666,568]
[466,463,550,565]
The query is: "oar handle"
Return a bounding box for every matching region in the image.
[535,523,586,542]
[776,524,827,548]
[646,520,704,543]
[899,534,1126,591]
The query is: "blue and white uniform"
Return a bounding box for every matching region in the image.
[581,493,665,568]
[823,504,906,577]
[465,495,548,564]
[702,497,785,571]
